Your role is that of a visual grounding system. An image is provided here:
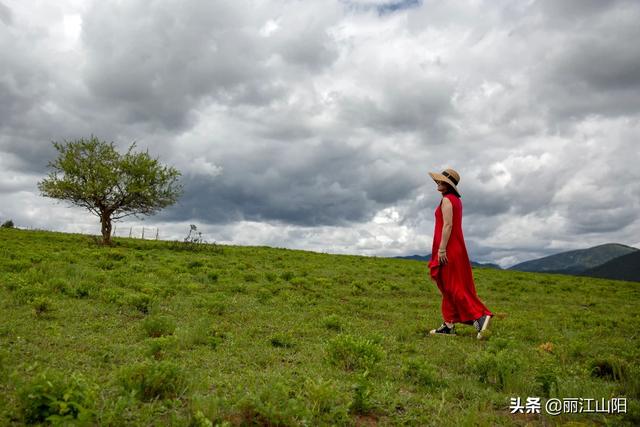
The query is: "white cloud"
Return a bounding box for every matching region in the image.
[1,0,639,267]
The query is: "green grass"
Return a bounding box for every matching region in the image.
[0,228,638,426]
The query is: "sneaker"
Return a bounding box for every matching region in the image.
[429,323,456,336]
[473,315,491,339]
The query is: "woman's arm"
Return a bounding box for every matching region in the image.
[438,197,453,264]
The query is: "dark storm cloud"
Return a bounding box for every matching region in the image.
[377,0,422,15]
[337,77,455,138]
[162,139,423,226]
[80,0,339,132]
[532,0,640,121]
[341,0,422,16]
[533,0,635,23]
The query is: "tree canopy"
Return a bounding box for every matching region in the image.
[38,136,182,244]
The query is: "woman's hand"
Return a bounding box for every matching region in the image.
[438,249,448,265]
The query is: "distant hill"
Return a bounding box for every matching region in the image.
[509,243,638,274]
[394,255,501,269]
[581,251,640,282]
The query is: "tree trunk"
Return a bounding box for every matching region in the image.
[100,213,112,245]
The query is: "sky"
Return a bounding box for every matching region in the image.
[1,0,639,267]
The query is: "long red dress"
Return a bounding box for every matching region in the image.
[428,193,493,324]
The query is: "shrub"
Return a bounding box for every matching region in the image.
[146,336,179,360]
[244,273,258,283]
[403,358,442,389]
[119,360,188,401]
[234,381,308,425]
[534,362,559,397]
[17,370,96,424]
[349,372,374,415]
[12,282,47,304]
[280,271,294,282]
[290,277,309,288]
[589,356,628,381]
[350,281,367,296]
[1,219,14,228]
[32,296,53,317]
[255,288,272,303]
[326,335,385,372]
[322,314,344,332]
[124,292,153,314]
[302,377,350,423]
[0,351,6,381]
[101,288,125,304]
[48,278,68,294]
[188,260,204,269]
[196,295,228,315]
[270,333,295,349]
[468,350,522,391]
[183,322,226,349]
[191,410,214,427]
[142,316,176,338]
[70,282,93,299]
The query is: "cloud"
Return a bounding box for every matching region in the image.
[1,0,639,267]
[0,2,11,26]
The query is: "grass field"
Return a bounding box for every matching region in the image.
[0,228,638,426]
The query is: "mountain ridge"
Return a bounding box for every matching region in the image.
[508,243,638,274]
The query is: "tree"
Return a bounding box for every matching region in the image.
[38,136,182,245]
[1,219,14,228]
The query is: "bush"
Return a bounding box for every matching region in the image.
[124,292,153,314]
[326,334,385,372]
[349,372,375,415]
[0,351,6,381]
[322,314,344,332]
[589,356,628,381]
[195,295,228,315]
[244,273,258,283]
[255,288,272,303]
[468,350,522,391]
[147,336,179,360]
[403,358,442,389]
[188,260,204,269]
[32,296,53,317]
[280,271,294,282]
[119,360,188,401]
[234,380,308,426]
[534,362,559,397]
[302,377,350,423]
[270,333,295,349]
[1,219,14,228]
[142,316,176,338]
[70,282,93,299]
[17,370,96,424]
[182,321,226,349]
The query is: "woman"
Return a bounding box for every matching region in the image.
[427,168,493,339]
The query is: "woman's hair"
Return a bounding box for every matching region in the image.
[441,181,460,198]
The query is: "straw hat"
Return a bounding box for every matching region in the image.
[428,168,461,196]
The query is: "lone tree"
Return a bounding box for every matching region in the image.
[38,136,182,245]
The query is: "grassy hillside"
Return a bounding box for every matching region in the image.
[582,251,640,283]
[0,229,638,426]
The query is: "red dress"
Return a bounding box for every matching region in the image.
[428,193,493,324]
